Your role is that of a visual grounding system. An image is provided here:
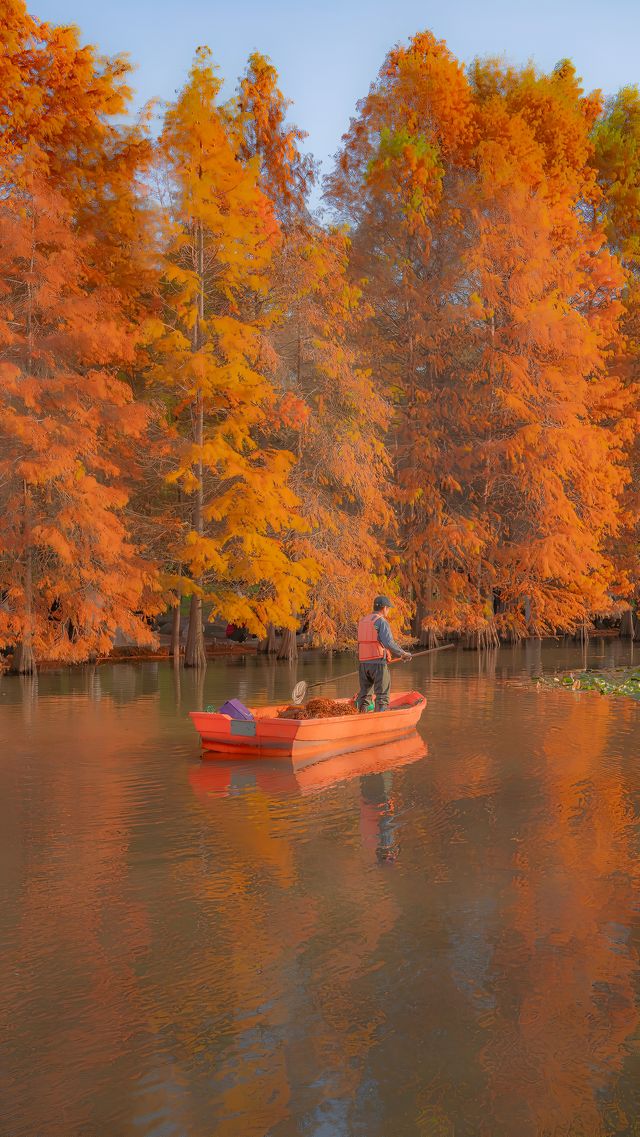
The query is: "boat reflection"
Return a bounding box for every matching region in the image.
[188,732,427,799]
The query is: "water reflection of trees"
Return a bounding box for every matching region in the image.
[405,684,640,1136]
[173,767,404,1137]
[0,694,159,1136]
[2,671,640,1136]
[478,694,640,1136]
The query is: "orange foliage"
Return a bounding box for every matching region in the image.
[2,7,640,658]
[593,86,640,607]
[0,4,159,670]
[237,54,396,646]
[463,60,631,637]
[272,223,396,644]
[235,51,316,219]
[328,35,637,642]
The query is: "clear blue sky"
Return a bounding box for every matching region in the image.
[33,0,640,182]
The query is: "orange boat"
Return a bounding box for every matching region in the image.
[190,690,426,768]
[189,733,428,797]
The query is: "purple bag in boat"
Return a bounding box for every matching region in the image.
[218,698,254,721]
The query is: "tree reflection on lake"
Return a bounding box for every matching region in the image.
[1,642,639,1136]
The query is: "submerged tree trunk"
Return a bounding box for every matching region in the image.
[412,598,429,647]
[184,594,206,669]
[11,487,36,675]
[620,607,635,638]
[277,627,298,661]
[414,576,439,648]
[417,613,437,648]
[260,623,278,654]
[11,639,36,675]
[170,602,181,663]
[576,618,590,644]
[476,621,500,651]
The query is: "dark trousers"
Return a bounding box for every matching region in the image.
[357,660,391,712]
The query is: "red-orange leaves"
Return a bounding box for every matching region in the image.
[0,180,156,667]
[328,36,634,643]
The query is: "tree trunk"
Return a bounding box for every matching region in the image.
[185,221,207,671]
[416,609,437,648]
[412,597,429,647]
[260,623,278,654]
[476,620,500,651]
[11,640,36,675]
[170,602,181,663]
[413,598,424,641]
[15,238,37,679]
[184,594,206,669]
[620,607,635,638]
[11,486,36,675]
[576,618,590,644]
[277,627,298,661]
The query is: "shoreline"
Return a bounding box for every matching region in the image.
[0,640,262,674]
[1,629,636,676]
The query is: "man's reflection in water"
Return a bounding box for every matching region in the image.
[359,771,399,863]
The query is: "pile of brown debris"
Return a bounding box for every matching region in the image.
[277,697,358,720]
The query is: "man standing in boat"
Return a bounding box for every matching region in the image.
[357,595,412,713]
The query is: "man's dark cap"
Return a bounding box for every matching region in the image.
[373,595,393,611]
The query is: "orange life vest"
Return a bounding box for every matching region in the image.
[358,613,389,662]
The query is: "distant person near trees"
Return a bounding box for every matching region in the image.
[225,623,248,644]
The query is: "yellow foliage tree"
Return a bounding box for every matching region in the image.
[150,48,315,667]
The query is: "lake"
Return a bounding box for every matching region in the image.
[1,639,639,1137]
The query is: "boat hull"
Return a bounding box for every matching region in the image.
[190,691,426,768]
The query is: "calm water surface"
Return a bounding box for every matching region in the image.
[1,640,639,1137]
